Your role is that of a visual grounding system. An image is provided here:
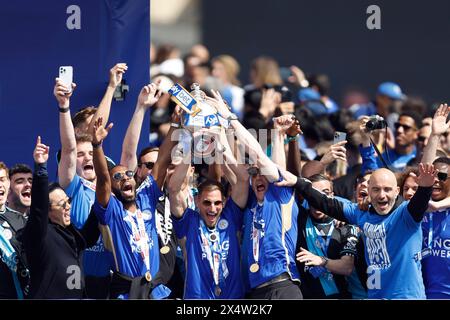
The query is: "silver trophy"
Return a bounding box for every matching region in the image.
[168,83,228,163]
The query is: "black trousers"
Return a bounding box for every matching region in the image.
[85,275,111,299]
[109,272,152,299]
[248,280,303,300]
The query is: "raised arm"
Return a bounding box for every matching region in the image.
[319,141,348,171]
[276,169,349,223]
[55,79,77,189]
[207,90,280,182]
[120,81,162,170]
[407,163,435,222]
[357,116,380,173]
[152,107,182,190]
[25,137,50,249]
[421,104,450,164]
[167,149,190,218]
[271,115,296,170]
[217,129,249,209]
[92,118,114,207]
[286,119,303,176]
[87,63,128,135]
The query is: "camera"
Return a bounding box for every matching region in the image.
[366,115,387,131]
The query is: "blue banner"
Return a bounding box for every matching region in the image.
[0,0,150,175]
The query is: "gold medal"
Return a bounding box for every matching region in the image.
[160,246,170,254]
[214,286,222,296]
[145,271,152,282]
[250,263,259,273]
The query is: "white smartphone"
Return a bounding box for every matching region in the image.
[333,131,347,144]
[59,66,73,92]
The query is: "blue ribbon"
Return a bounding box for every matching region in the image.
[305,216,339,296]
[0,224,23,299]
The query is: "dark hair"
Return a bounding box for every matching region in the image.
[399,111,422,130]
[197,180,225,198]
[0,162,9,176]
[72,106,96,129]
[400,97,428,117]
[48,182,64,206]
[433,157,450,165]
[138,147,160,162]
[9,164,32,179]
[48,182,63,194]
[309,174,333,192]
[397,167,419,192]
[307,74,331,96]
[75,133,93,144]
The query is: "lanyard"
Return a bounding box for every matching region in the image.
[127,210,150,272]
[251,203,265,266]
[156,196,172,247]
[79,177,96,192]
[199,220,229,287]
[314,222,335,253]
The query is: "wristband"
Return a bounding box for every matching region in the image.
[321,256,329,267]
[170,122,180,128]
[285,135,299,144]
[92,142,102,149]
[59,106,70,113]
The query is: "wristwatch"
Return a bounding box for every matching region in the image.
[226,113,238,121]
[321,256,329,267]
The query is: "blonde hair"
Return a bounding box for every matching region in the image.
[251,56,282,87]
[212,54,241,86]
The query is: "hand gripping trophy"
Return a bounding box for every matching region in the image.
[168,83,228,164]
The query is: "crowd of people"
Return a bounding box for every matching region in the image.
[0,43,449,300]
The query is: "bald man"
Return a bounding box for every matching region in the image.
[277,164,436,299]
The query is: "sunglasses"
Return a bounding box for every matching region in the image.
[394,122,416,132]
[139,161,154,170]
[438,172,450,182]
[247,167,260,177]
[202,200,223,207]
[53,197,71,210]
[112,170,135,181]
[417,136,427,142]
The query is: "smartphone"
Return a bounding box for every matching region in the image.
[279,67,292,82]
[59,66,73,93]
[333,131,347,144]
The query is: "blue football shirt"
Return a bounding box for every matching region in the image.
[242,183,300,289]
[421,210,450,299]
[65,174,112,277]
[172,198,244,299]
[343,201,426,299]
[92,175,162,278]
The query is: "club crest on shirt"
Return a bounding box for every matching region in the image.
[2,228,12,240]
[141,210,152,221]
[218,219,228,230]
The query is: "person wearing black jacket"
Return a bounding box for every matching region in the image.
[0,162,29,299]
[20,137,100,299]
[276,164,435,299]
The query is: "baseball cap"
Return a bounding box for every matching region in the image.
[298,88,321,102]
[298,88,328,116]
[377,82,406,100]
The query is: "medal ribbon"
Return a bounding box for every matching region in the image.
[156,197,172,247]
[127,210,150,273]
[199,220,229,288]
[251,203,264,267]
[79,177,97,192]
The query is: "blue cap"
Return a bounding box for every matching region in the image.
[298,88,321,102]
[377,82,406,100]
[298,88,328,116]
